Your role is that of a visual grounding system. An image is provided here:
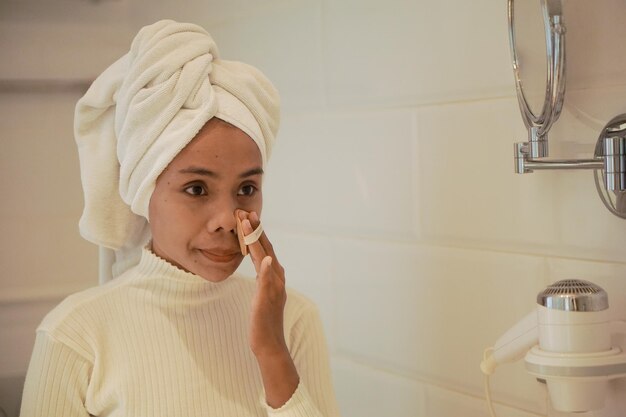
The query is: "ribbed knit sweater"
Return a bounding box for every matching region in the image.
[20,249,339,417]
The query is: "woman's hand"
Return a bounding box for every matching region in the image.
[240,211,299,408]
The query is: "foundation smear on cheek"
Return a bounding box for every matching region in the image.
[234,209,264,255]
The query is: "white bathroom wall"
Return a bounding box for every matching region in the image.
[196,0,626,416]
[0,2,136,415]
[1,1,625,417]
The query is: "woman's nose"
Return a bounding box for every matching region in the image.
[206,198,237,234]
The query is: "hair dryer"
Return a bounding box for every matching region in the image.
[480,279,626,412]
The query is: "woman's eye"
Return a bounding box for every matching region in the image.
[184,185,206,196]
[238,184,257,197]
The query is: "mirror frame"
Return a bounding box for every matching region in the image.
[508,0,566,139]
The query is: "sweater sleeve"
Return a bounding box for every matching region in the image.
[262,304,341,417]
[20,331,92,417]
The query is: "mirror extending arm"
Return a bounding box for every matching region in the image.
[514,146,602,174]
[516,117,626,188]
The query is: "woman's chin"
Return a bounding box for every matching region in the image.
[193,252,244,282]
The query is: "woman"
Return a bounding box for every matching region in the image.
[20,20,339,417]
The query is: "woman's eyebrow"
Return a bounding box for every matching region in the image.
[178,166,264,178]
[240,167,264,178]
[179,167,217,177]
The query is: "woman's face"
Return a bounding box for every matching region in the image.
[148,118,263,282]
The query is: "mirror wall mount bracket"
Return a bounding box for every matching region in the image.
[515,147,602,174]
[515,124,602,174]
[514,116,626,218]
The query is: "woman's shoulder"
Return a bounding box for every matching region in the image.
[38,274,135,334]
[32,277,135,364]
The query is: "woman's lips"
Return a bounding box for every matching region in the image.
[199,249,239,263]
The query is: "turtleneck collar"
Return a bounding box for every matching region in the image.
[128,247,243,299]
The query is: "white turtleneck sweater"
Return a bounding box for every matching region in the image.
[20,249,339,417]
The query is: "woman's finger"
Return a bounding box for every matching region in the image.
[248,212,279,261]
[242,217,268,269]
[246,212,284,278]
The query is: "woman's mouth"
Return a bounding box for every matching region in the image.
[199,249,240,263]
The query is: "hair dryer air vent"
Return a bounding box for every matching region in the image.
[538,279,608,312]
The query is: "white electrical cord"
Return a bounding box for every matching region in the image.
[483,348,498,417]
[483,347,554,417]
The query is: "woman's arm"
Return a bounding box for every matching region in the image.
[20,331,91,417]
[241,213,300,408]
[241,212,341,416]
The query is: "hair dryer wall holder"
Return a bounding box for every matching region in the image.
[524,346,626,412]
[526,346,626,379]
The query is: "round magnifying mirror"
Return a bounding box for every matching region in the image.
[511,0,547,117]
[509,0,565,136]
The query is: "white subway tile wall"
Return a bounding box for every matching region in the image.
[331,239,548,413]
[322,0,513,107]
[331,357,427,417]
[201,0,626,415]
[263,110,418,239]
[208,1,327,112]
[424,381,547,417]
[2,0,625,416]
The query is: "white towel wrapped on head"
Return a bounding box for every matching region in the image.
[74,19,280,282]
